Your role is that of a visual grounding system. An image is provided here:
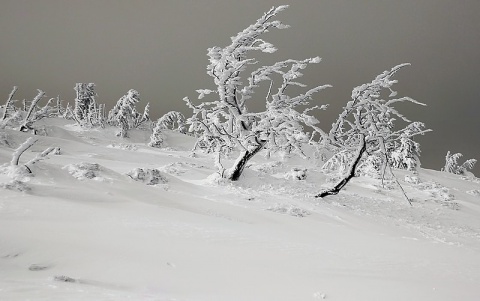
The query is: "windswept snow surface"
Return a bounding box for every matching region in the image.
[1,119,480,301]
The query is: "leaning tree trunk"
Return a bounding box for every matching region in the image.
[315,135,366,198]
[225,142,265,181]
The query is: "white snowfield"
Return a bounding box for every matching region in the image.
[1,119,480,301]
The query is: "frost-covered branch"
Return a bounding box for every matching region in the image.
[26,146,60,167]
[11,137,38,166]
[2,86,18,121]
[19,89,45,132]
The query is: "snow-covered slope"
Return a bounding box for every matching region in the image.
[1,119,480,301]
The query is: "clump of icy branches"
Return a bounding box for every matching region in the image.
[442,151,476,175]
[2,136,59,179]
[1,86,65,133]
[184,5,330,180]
[149,111,186,148]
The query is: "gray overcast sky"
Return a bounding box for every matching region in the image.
[1,0,479,174]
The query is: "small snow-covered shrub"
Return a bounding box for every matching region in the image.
[267,203,310,217]
[154,111,186,134]
[148,121,167,148]
[126,168,168,186]
[416,181,458,209]
[285,168,307,180]
[416,182,453,200]
[65,162,101,180]
[107,89,149,137]
[442,151,476,175]
[387,133,421,171]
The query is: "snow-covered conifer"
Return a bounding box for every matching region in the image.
[148,121,166,148]
[388,131,421,171]
[184,6,330,180]
[73,83,96,122]
[108,89,141,138]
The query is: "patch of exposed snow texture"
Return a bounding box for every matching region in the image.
[1,118,480,301]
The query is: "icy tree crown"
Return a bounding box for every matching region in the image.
[184,5,330,180]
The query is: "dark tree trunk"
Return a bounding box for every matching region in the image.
[227,143,265,181]
[315,136,366,198]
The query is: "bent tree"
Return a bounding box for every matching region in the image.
[184,5,329,180]
[317,64,430,198]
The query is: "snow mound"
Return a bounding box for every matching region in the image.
[267,203,311,217]
[284,167,307,180]
[126,167,168,187]
[64,162,105,181]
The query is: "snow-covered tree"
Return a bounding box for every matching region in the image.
[148,121,166,148]
[317,64,430,198]
[156,111,186,133]
[71,83,105,127]
[107,89,145,138]
[148,111,186,148]
[184,5,330,181]
[73,83,96,122]
[442,151,476,175]
[388,131,421,171]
